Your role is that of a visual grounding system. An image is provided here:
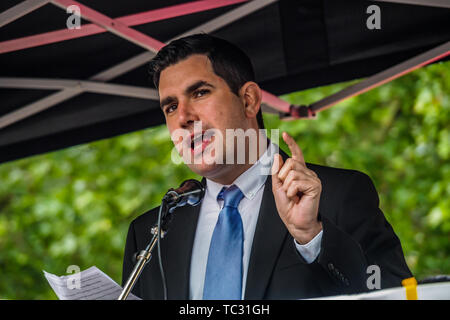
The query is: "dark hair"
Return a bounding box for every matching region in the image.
[149,33,264,129]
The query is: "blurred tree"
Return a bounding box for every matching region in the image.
[0,61,448,299]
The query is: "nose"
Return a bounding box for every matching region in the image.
[177,100,198,129]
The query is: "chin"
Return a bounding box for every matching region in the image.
[187,161,226,179]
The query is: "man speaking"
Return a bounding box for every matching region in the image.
[122,34,412,300]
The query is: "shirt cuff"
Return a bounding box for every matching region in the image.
[293,230,323,264]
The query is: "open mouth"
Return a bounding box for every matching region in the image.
[190,130,214,156]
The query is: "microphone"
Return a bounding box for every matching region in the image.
[122,179,205,301]
[162,179,205,208]
[158,179,205,300]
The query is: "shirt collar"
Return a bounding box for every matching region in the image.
[205,142,278,201]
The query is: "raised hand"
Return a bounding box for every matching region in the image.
[271,132,323,244]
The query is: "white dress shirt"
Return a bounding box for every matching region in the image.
[189,143,323,299]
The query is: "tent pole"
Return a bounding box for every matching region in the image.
[0,77,159,100]
[281,41,450,120]
[0,0,49,28]
[50,0,165,53]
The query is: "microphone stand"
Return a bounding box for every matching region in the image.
[118,202,168,301]
[118,233,158,300]
[118,182,204,300]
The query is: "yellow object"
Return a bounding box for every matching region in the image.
[402,277,418,300]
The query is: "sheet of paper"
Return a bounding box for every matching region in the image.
[43,266,141,300]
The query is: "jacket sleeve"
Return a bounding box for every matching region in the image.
[313,171,413,294]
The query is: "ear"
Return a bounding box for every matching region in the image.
[239,81,262,119]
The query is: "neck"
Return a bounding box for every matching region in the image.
[208,163,253,185]
[208,131,269,185]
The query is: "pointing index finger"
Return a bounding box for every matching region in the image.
[283,132,305,164]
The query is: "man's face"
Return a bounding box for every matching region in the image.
[158,54,253,180]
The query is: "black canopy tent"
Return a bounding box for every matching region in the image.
[0,0,449,164]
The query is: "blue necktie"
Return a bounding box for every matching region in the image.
[203,185,245,300]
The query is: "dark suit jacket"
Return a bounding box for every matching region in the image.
[122,149,412,299]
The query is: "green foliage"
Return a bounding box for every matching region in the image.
[0,61,448,299]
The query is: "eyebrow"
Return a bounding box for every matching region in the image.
[160,96,176,110]
[160,80,215,109]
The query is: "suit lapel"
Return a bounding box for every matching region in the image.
[244,174,288,299]
[163,180,204,299]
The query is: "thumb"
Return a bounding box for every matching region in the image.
[271,153,284,189]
